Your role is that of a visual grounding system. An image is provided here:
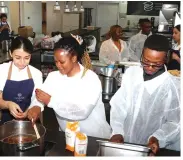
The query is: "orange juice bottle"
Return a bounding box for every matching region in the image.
[74,132,88,156]
[65,122,80,152]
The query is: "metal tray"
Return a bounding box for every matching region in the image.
[96,140,151,156]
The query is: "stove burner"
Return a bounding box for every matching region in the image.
[0,141,56,156]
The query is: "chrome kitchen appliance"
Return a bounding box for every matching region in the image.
[98,66,118,101]
[158,4,178,32]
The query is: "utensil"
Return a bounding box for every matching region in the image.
[32,118,40,139]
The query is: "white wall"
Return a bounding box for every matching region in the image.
[46,1,84,35]
[46,1,63,35]
[9,1,19,33]
[7,1,42,34]
[21,1,42,34]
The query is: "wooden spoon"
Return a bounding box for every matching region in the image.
[32,118,40,139]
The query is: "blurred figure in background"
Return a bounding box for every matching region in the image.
[128,18,152,61]
[0,13,11,41]
[99,25,129,65]
[168,25,181,70]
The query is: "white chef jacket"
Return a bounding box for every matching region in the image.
[40,63,111,139]
[0,61,44,111]
[99,38,129,65]
[128,31,152,61]
[110,66,180,151]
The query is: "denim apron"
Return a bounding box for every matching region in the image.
[1,62,34,124]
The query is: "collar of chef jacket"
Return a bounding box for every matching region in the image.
[138,30,152,37]
[143,65,169,95]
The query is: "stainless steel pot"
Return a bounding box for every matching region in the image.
[99,75,118,101]
[99,75,118,94]
[0,120,46,156]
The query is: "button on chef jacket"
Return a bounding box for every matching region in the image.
[110,66,180,151]
[40,63,112,139]
[99,38,129,65]
[0,62,44,111]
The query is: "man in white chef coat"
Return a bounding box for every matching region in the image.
[110,34,180,155]
[128,18,152,61]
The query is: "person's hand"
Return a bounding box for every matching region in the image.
[27,106,41,124]
[109,134,124,143]
[172,52,180,62]
[4,24,9,29]
[7,101,24,119]
[16,109,29,120]
[1,24,9,30]
[35,89,51,106]
[147,136,159,156]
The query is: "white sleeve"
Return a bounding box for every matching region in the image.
[128,37,140,62]
[29,70,44,111]
[0,63,8,91]
[0,64,4,91]
[45,72,102,121]
[121,41,130,61]
[7,21,11,33]
[110,71,129,136]
[150,89,180,148]
[99,42,114,65]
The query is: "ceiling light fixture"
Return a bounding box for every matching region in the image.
[53,1,60,11]
[64,1,70,12]
[72,1,78,12]
[0,1,8,14]
[80,2,84,12]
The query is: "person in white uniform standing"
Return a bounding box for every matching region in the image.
[99,25,129,64]
[0,37,43,124]
[28,35,111,139]
[110,35,180,155]
[128,18,152,61]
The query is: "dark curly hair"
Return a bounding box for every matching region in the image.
[54,36,92,77]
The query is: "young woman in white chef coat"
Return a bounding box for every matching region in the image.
[28,35,111,139]
[0,37,43,124]
[99,25,129,64]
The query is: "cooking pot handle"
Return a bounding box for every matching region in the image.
[17,143,40,151]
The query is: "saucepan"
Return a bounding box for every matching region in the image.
[0,120,46,156]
